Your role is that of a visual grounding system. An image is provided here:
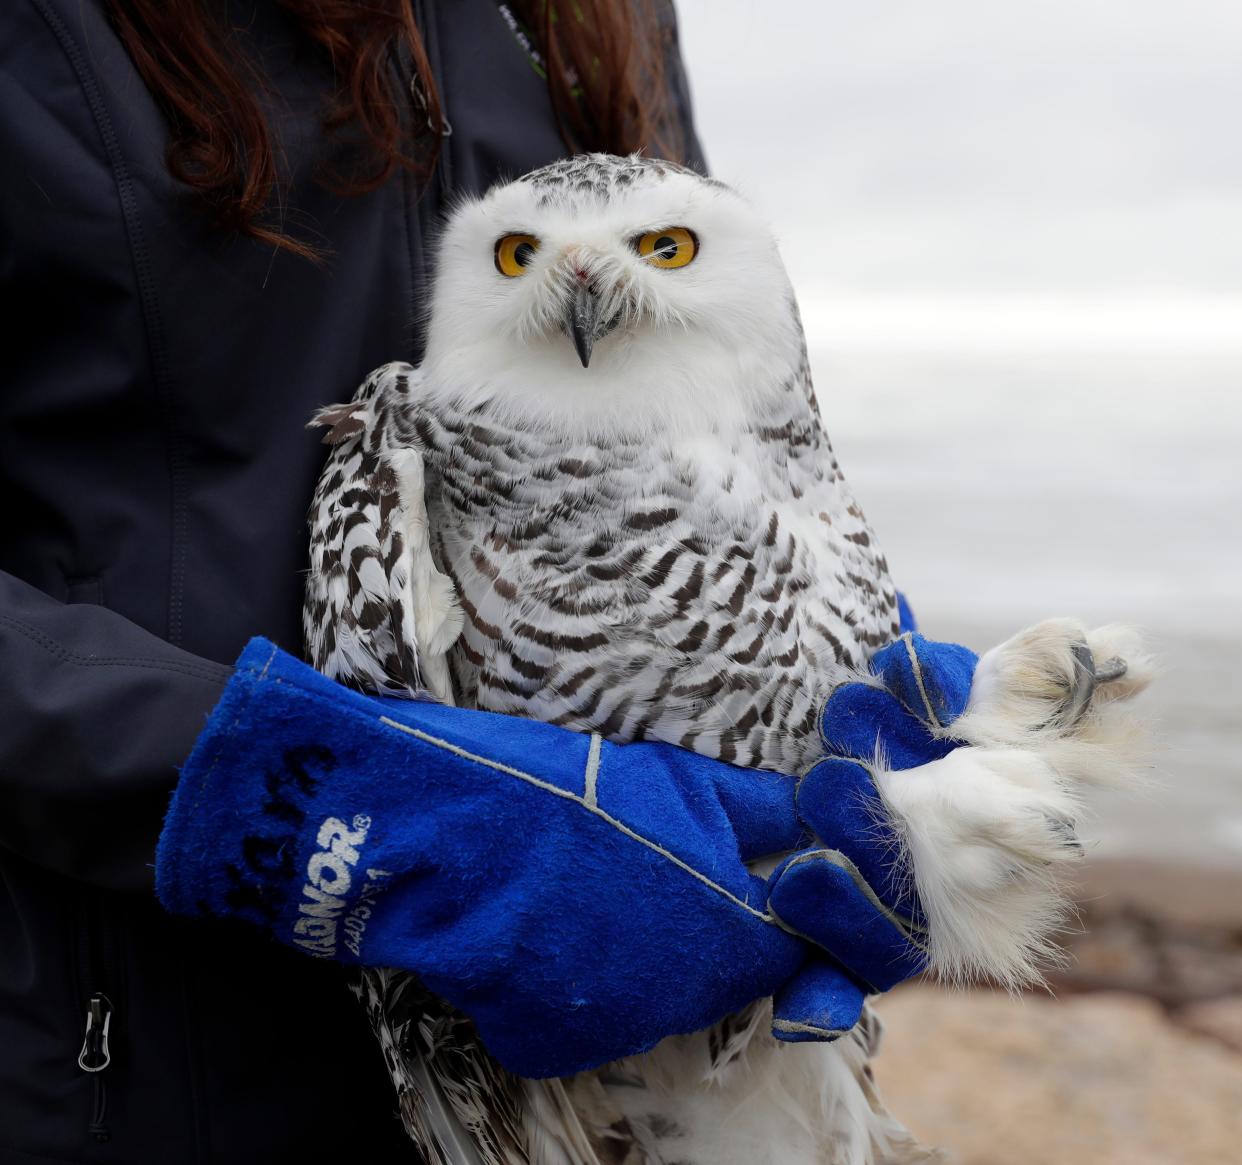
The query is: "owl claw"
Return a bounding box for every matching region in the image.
[1093,655,1128,684]
[957,618,1150,743]
[1045,638,1096,730]
[1062,642,1134,721]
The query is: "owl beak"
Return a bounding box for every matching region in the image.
[568,281,602,368]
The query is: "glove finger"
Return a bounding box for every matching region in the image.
[696,752,805,861]
[768,846,927,992]
[771,958,866,1044]
[869,633,978,729]
[795,758,910,910]
[819,682,956,770]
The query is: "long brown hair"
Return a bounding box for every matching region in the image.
[107,0,682,259]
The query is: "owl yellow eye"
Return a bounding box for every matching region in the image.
[494,234,540,277]
[635,227,698,269]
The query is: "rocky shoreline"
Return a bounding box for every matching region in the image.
[871,860,1242,1164]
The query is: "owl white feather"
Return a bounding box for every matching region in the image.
[304,154,1152,1165]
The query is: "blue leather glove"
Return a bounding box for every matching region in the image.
[158,638,821,1079]
[766,630,979,1042]
[158,629,980,1071]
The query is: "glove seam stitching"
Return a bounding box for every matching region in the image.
[583,732,602,807]
[378,714,776,925]
[774,848,928,949]
[772,1017,850,1038]
[901,632,942,728]
[770,899,886,994]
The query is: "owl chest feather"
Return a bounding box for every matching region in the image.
[411,397,897,774]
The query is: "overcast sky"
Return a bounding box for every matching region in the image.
[674,3,1242,865]
[676,0,1242,339]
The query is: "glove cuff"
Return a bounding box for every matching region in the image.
[155,638,382,955]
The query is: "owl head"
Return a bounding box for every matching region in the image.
[422,154,804,436]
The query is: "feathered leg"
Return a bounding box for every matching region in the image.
[876,620,1154,988]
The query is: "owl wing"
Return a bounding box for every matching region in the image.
[305,365,539,1163]
[303,361,461,703]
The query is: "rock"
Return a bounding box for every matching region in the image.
[871,984,1242,1165]
[1071,861,1242,930]
[1048,861,1242,1005]
[1178,995,1242,1053]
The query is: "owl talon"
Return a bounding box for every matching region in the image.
[958,619,1150,744]
[1093,655,1128,684]
[1045,638,1096,730]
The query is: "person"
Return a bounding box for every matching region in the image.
[1,3,946,1161]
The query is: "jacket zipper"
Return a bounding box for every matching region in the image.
[77,992,114,1143]
[394,0,453,362]
[411,0,455,187]
[75,888,123,1146]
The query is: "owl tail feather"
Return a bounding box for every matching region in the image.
[525,1077,618,1165]
[353,966,530,1165]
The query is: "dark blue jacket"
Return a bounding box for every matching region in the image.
[0,2,703,1159]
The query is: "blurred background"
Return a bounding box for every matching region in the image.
[677,2,1242,1161]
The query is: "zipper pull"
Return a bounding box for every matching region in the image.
[78,992,113,1142]
[78,992,113,1072]
[409,72,453,137]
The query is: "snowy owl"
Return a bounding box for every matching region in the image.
[304,154,1152,1165]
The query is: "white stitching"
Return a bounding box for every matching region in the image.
[378,716,774,923]
[772,1017,848,1038]
[583,733,602,807]
[773,848,928,946]
[901,632,940,727]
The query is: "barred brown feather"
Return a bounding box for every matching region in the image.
[304,154,918,1165]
